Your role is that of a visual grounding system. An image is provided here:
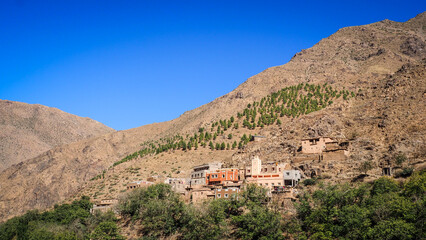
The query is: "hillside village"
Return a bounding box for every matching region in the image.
[92,136,355,212]
[0,11,425,240]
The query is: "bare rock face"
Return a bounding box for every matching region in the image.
[307,115,340,137]
[0,12,425,221]
[400,36,426,58]
[0,100,115,172]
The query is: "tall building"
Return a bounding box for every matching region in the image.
[190,162,222,187]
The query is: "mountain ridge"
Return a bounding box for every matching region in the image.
[0,12,424,221]
[0,99,115,172]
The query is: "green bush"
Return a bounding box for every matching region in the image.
[293,171,425,239]
[302,178,316,186]
[0,196,120,240]
[395,167,414,178]
[118,183,187,237]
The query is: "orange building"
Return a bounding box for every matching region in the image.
[206,168,239,185]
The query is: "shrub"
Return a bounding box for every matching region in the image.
[303,178,316,186]
[395,153,408,165]
[395,167,414,178]
[232,205,284,240]
[118,184,187,237]
[371,177,399,195]
[90,221,124,240]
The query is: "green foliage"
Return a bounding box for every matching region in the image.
[118,183,286,239]
[240,184,269,207]
[232,205,284,240]
[395,152,408,166]
[220,142,226,150]
[403,170,426,198]
[90,221,124,240]
[180,200,230,240]
[293,172,425,239]
[371,177,399,195]
[395,167,414,178]
[0,196,119,240]
[118,184,187,237]
[302,178,317,186]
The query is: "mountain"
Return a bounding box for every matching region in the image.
[0,100,115,172]
[0,12,424,221]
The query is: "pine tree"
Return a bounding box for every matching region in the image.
[221,142,226,150]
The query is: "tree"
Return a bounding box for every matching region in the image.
[232,205,284,240]
[209,141,214,150]
[90,221,125,240]
[180,200,230,240]
[228,134,232,139]
[118,184,187,237]
[395,153,407,166]
[220,142,226,150]
[371,177,399,195]
[358,161,373,175]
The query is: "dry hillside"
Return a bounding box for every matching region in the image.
[0,12,425,221]
[0,100,115,172]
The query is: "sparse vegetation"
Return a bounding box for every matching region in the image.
[110,83,355,167]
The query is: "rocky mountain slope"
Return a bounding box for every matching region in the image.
[0,12,425,221]
[0,100,115,172]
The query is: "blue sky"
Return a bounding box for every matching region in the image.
[0,1,424,130]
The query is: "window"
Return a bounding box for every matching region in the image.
[286,172,290,176]
[278,182,281,185]
[265,183,268,186]
[217,194,221,198]
[272,183,274,186]
[224,194,228,198]
[247,170,251,173]
[272,168,275,171]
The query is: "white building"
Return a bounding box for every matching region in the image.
[190,162,222,187]
[283,170,301,187]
